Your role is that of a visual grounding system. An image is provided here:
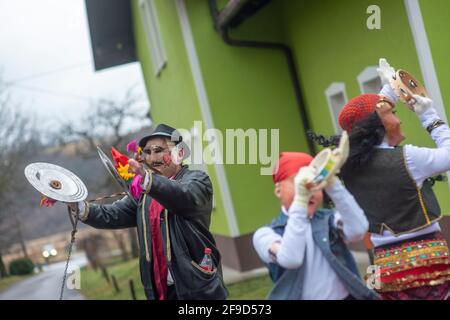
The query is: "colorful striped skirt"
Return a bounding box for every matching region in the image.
[373,232,450,300]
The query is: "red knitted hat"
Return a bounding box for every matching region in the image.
[338,94,380,133]
[272,152,313,184]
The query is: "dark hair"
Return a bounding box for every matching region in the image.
[307,113,384,207]
[342,112,386,175]
[306,130,341,148]
[308,112,385,176]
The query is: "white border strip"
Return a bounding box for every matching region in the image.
[405,0,450,189]
[175,0,240,236]
[324,82,348,134]
[404,0,447,121]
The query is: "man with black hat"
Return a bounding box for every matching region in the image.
[69,124,228,300]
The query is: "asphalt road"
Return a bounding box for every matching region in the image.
[0,254,88,300]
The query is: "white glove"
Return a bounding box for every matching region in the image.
[293,166,316,208]
[377,58,396,86]
[409,94,433,116]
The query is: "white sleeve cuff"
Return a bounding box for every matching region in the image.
[253,227,282,264]
[141,171,153,193]
[380,84,399,104]
[77,201,89,221]
[418,107,440,129]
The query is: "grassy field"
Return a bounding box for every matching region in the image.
[80,258,272,300]
[226,275,272,299]
[0,274,32,293]
[80,258,147,300]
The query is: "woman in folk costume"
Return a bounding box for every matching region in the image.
[252,151,379,300]
[335,59,450,299]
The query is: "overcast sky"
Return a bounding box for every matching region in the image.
[0,0,149,134]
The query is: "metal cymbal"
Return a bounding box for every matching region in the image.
[24,163,88,203]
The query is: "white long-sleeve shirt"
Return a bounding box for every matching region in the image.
[371,106,450,247]
[253,181,368,300]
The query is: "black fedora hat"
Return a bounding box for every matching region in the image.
[139,124,190,160]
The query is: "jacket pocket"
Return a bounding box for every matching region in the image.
[190,260,217,277]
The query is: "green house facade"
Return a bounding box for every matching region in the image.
[86,0,450,271]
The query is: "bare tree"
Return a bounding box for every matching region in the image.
[0,79,40,275]
[56,86,150,261]
[57,86,151,157]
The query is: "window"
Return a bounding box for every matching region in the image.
[139,0,167,76]
[325,82,348,133]
[357,66,382,94]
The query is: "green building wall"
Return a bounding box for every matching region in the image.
[420,0,450,123]
[185,0,310,235]
[131,0,231,236]
[279,0,450,215]
[131,0,450,241]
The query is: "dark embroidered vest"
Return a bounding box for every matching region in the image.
[343,147,441,235]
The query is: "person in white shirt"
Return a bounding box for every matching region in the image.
[252,152,379,300]
[309,59,450,299]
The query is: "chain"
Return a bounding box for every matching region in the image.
[59,207,78,300]
[87,192,127,203]
[58,192,126,300]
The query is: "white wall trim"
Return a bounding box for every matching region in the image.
[175,0,240,236]
[139,0,167,76]
[357,66,382,93]
[404,0,450,189]
[404,0,447,121]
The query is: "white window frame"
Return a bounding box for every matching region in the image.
[357,66,382,94]
[139,0,167,76]
[325,82,348,133]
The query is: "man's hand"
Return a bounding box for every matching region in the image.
[67,202,78,212]
[377,58,396,86]
[293,166,316,208]
[408,94,433,116]
[128,158,146,176]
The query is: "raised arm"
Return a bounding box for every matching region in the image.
[143,170,213,217]
[253,205,310,269]
[325,178,369,242]
[376,58,450,186]
[78,196,138,229]
[253,167,316,269]
[404,96,450,186]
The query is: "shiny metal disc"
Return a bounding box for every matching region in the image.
[24,163,88,202]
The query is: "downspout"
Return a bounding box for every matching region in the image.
[208,0,316,155]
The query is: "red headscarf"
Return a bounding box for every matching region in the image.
[338,94,379,133]
[272,152,313,184]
